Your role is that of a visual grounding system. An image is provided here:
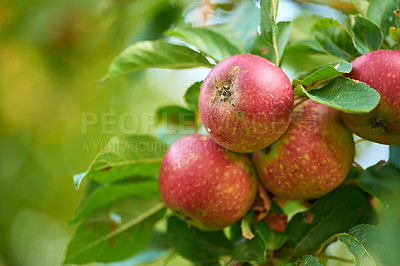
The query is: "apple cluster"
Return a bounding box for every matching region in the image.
[158,50,400,231]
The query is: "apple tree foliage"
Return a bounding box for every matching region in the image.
[65,0,400,265]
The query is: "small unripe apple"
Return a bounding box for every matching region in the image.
[199,54,293,153]
[340,49,400,144]
[158,134,258,230]
[252,100,354,200]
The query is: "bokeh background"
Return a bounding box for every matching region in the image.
[0,0,388,265]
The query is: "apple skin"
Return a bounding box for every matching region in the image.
[252,100,354,200]
[199,54,293,153]
[340,49,400,145]
[158,134,258,230]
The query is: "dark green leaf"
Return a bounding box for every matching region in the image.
[260,0,279,44]
[110,231,171,266]
[286,186,367,257]
[69,179,160,224]
[183,81,201,112]
[292,62,352,87]
[389,145,400,169]
[256,200,287,251]
[155,105,196,145]
[357,163,400,208]
[166,216,233,264]
[165,27,244,62]
[80,135,168,186]
[339,224,386,266]
[312,18,359,61]
[103,40,213,80]
[64,197,165,264]
[277,21,292,62]
[298,255,324,266]
[352,15,383,54]
[280,255,323,266]
[367,0,400,37]
[356,199,379,226]
[302,76,380,114]
[232,232,266,263]
[228,1,260,51]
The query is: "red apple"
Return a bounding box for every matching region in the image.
[158,134,258,230]
[340,49,400,144]
[252,100,354,200]
[199,54,293,153]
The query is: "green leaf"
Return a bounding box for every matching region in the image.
[302,76,380,114]
[232,232,266,263]
[183,81,201,112]
[292,62,352,87]
[260,0,279,44]
[256,200,287,251]
[357,163,400,208]
[352,0,370,16]
[286,185,367,257]
[312,18,359,61]
[241,212,255,240]
[64,197,165,264]
[228,1,261,51]
[110,231,171,266]
[389,145,400,169]
[352,15,383,54]
[80,135,168,186]
[251,21,292,64]
[103,40,213,80]
[390,26,400,43]
[367,0,400,37]
[285,40,325,55]
[280,254,323,266]
[339,224,386,266]
[297,255,324,266]
[155,105,196,145]
[165,27,244,62]
[166,216,233,264]
[251,36,275,62]
[69,179,160,224]
[277,21,292,62]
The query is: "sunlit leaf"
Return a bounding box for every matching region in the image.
[165,27,244,62]
[292,62,352,87]
[183,81,202,112]
[352,16,383,54]
[260,0,279,44]
[312,18,359,61]
[302,77,380,114]
[104,40,213,80]
[80,135,168,186]
[69,179,160,224]
[64,197,165,264]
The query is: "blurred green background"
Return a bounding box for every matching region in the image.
[0,0,201,265]
[0,0,386,265]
